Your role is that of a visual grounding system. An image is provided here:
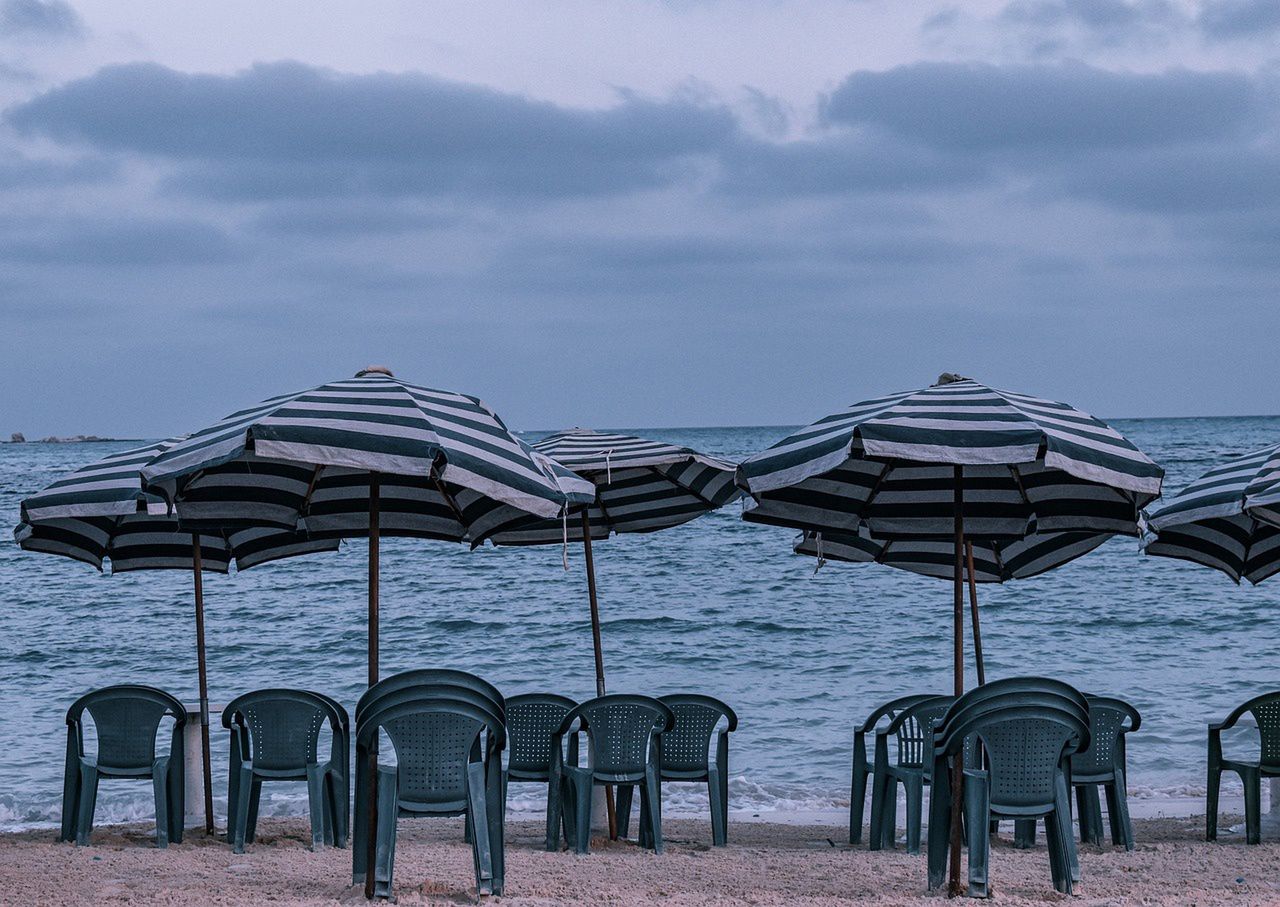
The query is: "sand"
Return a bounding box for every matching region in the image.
[0,815,1276,906]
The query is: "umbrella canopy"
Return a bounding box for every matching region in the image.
[141,371,593,541]
[738,375,1163,895]
[738,377,1162,540]
[478,429,740,544]
[16,439,337,571]
[1142,442,1280,584]
[792,528,1109,583]
[15,438,338,836]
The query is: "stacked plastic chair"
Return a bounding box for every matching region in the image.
[868,695,954,853]
[1070,695,1140,850]
[547,694,674,854]
[60,685,187,848]
[1207,690,1280,845]
[352,670,506,899]
[849,694,935,845]
[222,689,350,853]
[503,693,578,831]
[925,677,1090,898]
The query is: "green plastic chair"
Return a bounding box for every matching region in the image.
[869,695,954,854]
[615,694,737,846]
[60,684,187,848]
[354,693,506,899]
[849,694,935,845]
[926,678,1090,898]
[1069,695,1140,850]
[547,694,674,855]
[222,688,350,853]
[1207,690,1280,845]
[352,670,505,858]
[503,693,578,837]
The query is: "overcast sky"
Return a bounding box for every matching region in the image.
[1,0,1278,437]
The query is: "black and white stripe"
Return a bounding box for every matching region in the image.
[139,372,594,541]
[478,429,739,545]
[1142,443,1280,584]
[738,378,1162,542]
[15,440,337,572]
[793,528,1109,583]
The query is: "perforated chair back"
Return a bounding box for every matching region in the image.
[1071,696,1139,779]
[658,695,737,777]
[507,693,577,778]
[980,714,1082,809]
[893,697,953,770]
[563,695,674,780]
[223,689,337,774]
[68,685,185,774]
[1248,694,1280,770]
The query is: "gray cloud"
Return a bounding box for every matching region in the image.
[7,61,735,200]
[1060,146,1280,213]
[824,62,1257,151]
[0,0,82,38]
[1197,0,1280,40]
[0,216,237,265]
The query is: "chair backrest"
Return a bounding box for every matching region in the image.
[561,695,674,778]
[1071,695,1140,777]
[356,669,504,726]
[357,696,504,811]
[66,685,186,772]
[223,689,337,772]
[973,710,1089,809]
[885,696,953,769]
[860,694,937,735]
[658,694,737,775]
[506,693,577,777]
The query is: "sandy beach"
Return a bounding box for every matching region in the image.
[1,815,1276,906]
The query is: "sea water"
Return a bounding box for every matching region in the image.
[1,417,1278,829]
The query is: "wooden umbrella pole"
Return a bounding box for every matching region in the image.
[948,467,965,897]
[965,541,986,686]
[364,474,380,900]
[580,511,618,840]
[191,535,215,837]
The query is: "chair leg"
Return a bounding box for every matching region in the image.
[152,761,171,849]
[1206,765,1221,841]
[1242,767,1262,845]
[1055,772,1080,884]
[1044,806,1070,895]
[60,756,82,843]
[545,775,565,852]
[166,754,185,845]
[352,752,369,883]
[926,761,951,891]
[465,762,494,897]
[963,773,990,898]
[232,767,254,854]
[868,773,889,851]
[708,770,727,846]
[640,769,664,855]
[1013,818,1035,848]
[904,777,924,855]
[615,784,634,839]
[564,771,593,855]
[486,756,505,896]
[75,762,99,846]
[373,769,398,900]
[1108,769,1134,851]
[305,764,326,850]
[850,760,868,845]
[245,778,263,844]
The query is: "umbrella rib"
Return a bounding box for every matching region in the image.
[429,464,471,535]
[299,465,324,519]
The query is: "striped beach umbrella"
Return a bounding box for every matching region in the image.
[1142,442,1280,584]
[738,374,1163,893]
[137,367,593,897]
[480,429,739,692]
[478,428,737,841]
[15,438,338,834]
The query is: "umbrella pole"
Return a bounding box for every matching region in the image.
[581,512,618,840]
[191,535,215,837]
[965,542,985,686]
[364,474,380,899]
[948,467,965,896]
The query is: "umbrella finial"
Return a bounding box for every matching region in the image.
[355,365,394,378]
[935,372,969,386]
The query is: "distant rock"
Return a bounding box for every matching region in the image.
[9,432,24,443]
[36,435,114,443]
